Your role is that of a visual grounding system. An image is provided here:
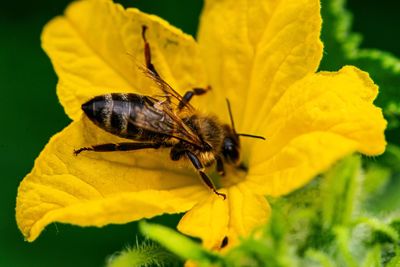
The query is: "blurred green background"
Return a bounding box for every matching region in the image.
[0,0,398,266]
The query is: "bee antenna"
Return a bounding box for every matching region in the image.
[226,98,236,133]
[226,99,266,140]
[237,133,266,140]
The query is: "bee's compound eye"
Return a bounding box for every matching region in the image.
[222,137,239,164]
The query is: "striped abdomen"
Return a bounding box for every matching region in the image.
[82,93,174,141]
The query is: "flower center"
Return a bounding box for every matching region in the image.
[218,164,248,188]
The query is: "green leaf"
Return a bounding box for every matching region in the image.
[353,217,399,243]
[361,245,381,267]
[381,145,400,172]
[224,206,298,267]
[139,221,222,266]
[334,226,358,267]
[386,248,400,267]
[366,145,400,214]
[320,155,361,228]
[305,250,335,267]
[362,163,390,202]
[106,240,179,267]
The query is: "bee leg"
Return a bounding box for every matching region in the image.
[220,236,229,249]
[141,25,160,77]
[216,156,225,176]
[178,85,212,110]
[74,142,162,156]
[170,147,185,161]
[186,151,226,200]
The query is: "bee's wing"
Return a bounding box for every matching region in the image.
[140,67,195,113]
[158,103,203,146]
[137,66,205,146]
[127,97,203,147]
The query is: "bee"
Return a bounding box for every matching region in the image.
[74,26,265,199]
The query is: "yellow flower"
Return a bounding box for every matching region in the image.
[16,0,386,250]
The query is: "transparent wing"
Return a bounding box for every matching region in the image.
[127,95,203,147]
[139,66,195,113]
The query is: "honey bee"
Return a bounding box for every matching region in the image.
[74,26,265,199]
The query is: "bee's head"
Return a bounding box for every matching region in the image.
[222,99,265,166]
[222,126,240,165]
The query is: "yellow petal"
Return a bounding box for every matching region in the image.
[247,66,387,196]
[42,0,207,120]
[16,119,208,241]
[178,183,271,250]
[178,191,229,250]
[225,184,271,247]
[198,0,323,129]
